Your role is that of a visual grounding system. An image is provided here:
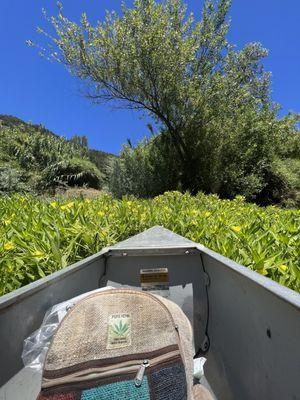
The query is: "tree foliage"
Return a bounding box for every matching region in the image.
[109,134,179,197]
[36,0,300,202]
[42,157,103,189]
[0,167,28,194]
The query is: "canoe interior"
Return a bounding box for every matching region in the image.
[0,226,299,400]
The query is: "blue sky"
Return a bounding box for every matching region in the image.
[1,0,300,154]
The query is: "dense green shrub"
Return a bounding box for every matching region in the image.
[42,158,103,189]
[0,167,28,194]
[265,158,300,208]
[108,126,300,206]
[109,136,179,198]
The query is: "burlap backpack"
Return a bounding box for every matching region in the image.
[37,289,212,400]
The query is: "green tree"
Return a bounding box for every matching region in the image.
[70,135,89,150]
[35,0,299,199]
[42,157,103,189]
[109,134,179,198]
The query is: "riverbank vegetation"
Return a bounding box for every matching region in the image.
[0,192,299,295]
[0,115,115,195]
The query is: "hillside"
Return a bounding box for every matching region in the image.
[0,115,115,194]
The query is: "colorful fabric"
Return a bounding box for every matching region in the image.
[40,290,192,400]
[151,363,187,400]
[80,377,150,400]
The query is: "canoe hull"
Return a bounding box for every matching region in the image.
[0,227,299,400]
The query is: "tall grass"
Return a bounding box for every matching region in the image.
[0,192,299,295]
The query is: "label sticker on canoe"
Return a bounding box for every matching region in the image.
[107,313,131,349]
[140,268,169,295]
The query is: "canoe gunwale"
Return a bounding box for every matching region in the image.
[0,226,300,399]
[0,249,108,311]
[0,240,299,311]
[198,244,300,310]
[107,245,199,256]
